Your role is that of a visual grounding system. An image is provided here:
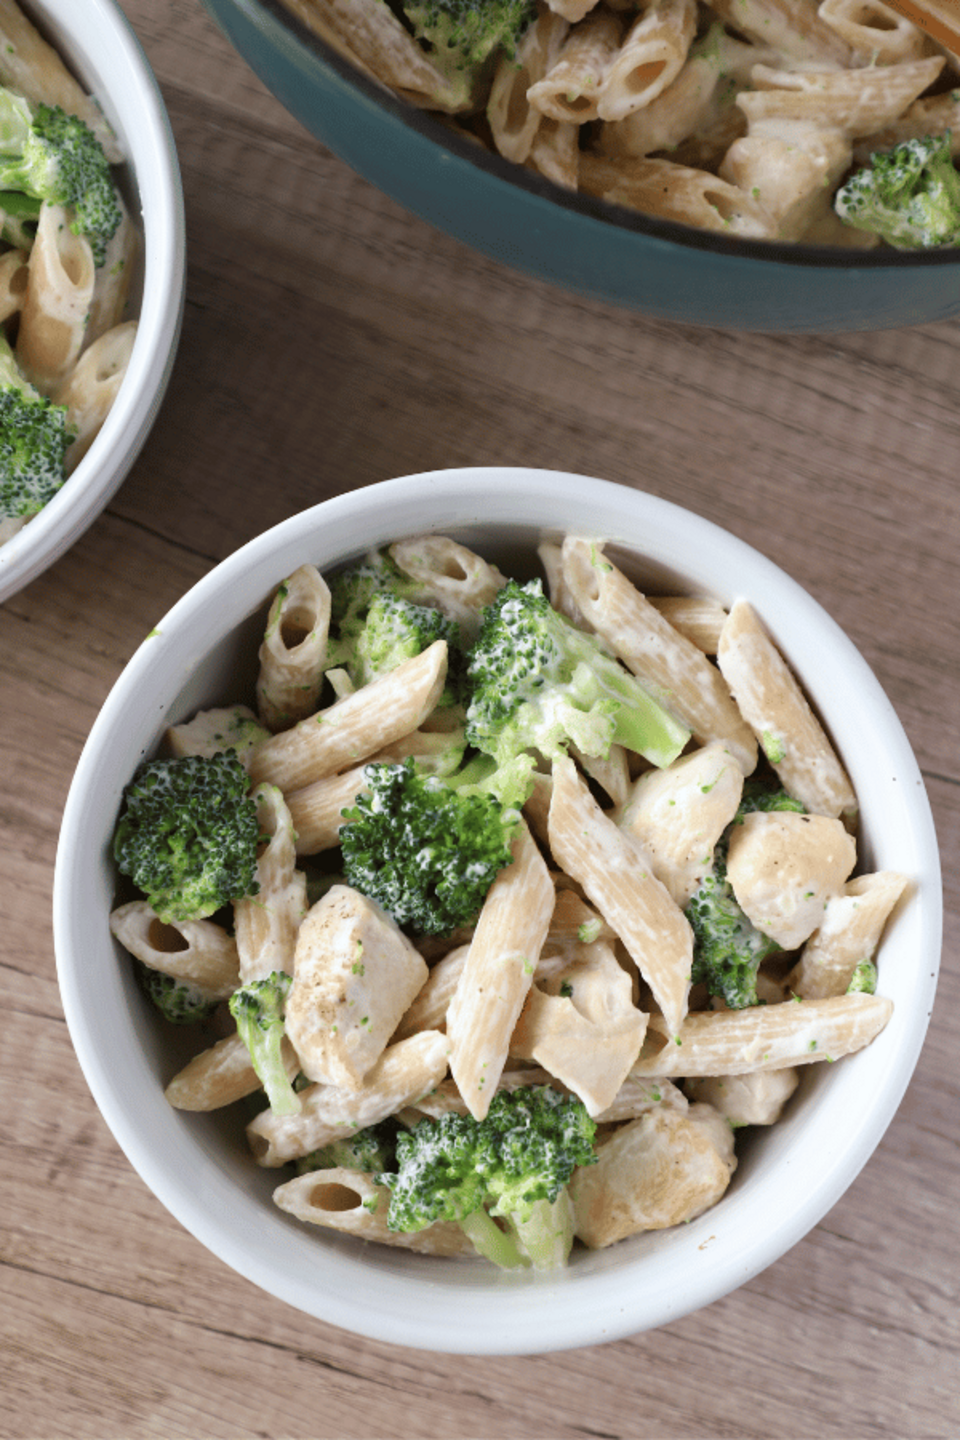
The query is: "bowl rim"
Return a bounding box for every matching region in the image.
[237,0,960,271]
[53,468,943,1354]
[0,0,186,603]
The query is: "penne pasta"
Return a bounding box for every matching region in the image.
[561,537,758,771]
[109,900,241,996]
[548,755,693,1037]
[0,246,28,322]
[246,1029,451,1166]
[247,640,448,792]
[630,992,894,1076]
[528,7,623,124]
[16,201,95,392]
[597,0,697,123]
[165,1030,299,1111]
[233,784,307,983]
[787,870,910,998]
[389,535,507,637]
[488,5,571,163]
[447,821,555,1120]
[0,0,123,160]
[256,564,332,732]
[717,598,857,818]
[53,321,137,474]
[273,1167,476,1254]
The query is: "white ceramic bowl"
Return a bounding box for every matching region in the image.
[0,0,185,603]
[54,469,941,1354]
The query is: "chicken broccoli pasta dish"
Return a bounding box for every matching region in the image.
[109,532,906,1271]
[0,0,140,546]
[279,0,960,248]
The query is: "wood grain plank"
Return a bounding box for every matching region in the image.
[1,0,957,1435]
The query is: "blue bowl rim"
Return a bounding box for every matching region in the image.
[239,0,960,271]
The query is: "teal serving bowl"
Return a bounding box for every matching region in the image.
[202,0,960,332]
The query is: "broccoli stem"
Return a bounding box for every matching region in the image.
[460,1207,530,1270]
[509,1193,576,1271]
[566,654,688,768]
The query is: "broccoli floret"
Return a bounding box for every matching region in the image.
[296,1118,401,1175]
[402,0,537,108]
[465,579,690,800]
[686,783,805,1009]
[113,750,261,924]
[339,755,520,935]
[228,970,301,1117]
[137,963,219,1024]
[0,331,72,520]
[835,132,960,250]
[325,550,464,700]
[0,87,121,265]
[377,1084,597,1270]
[328,549,425,642]
[350,590,463,698]
[686,848,781,1009]
[846,958,878,995]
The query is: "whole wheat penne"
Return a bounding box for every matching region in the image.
[538,539,588,627]
[246,1029,450,1166]
[85,196,138,343]
[527,116,580,189]
[388,536,507,638]
[561,537,758,772]
[788,870,909,999]
[54,321,136,474]
[630,992,894,1076]
[548,756,693,1037]
[407,1067,562,1120]
[109,900,240,996]
[818,0,935,63]
[164,1030,299,1111]
[447,822,555,1120]
[233,784,307,983]
[0,0,123,160]
[16,202,94,392]
[648,596,727,654]
[717,598,856,818]
[247,640,448,792]
[528,7,624,124]
[597,0,698,123]
[579,152,777,239]
[273,1167,476,1254]
[256,564,332,732]
[285,0,468,110]
[287,766,368,854]
[707,0,853,65]
[488,5,570,164]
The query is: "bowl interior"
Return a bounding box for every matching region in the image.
[0,0,185,603]
[54,469,942,1353]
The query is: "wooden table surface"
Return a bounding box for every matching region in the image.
[2,2,958,1436]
